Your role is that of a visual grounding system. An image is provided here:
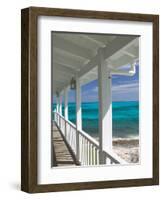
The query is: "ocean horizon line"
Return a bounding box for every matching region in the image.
[53,100,139,104]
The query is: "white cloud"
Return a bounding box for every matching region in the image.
[92,86,98,92]
[84,82,139,94]
[112,82,139,93]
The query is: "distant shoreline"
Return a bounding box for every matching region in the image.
[113,137,139,147]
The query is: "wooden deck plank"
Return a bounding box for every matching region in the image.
[52,123,78,167]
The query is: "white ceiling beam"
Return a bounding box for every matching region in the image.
[53,70,72,83]
[103,37,137,60]
[78,55,98,78]
[71,34,103,50]
[53,69,74,79]
[53,62,77,75]
[81,35,105,47]
[53,36,93,59]
[90,35,116,45]
[53,75,71,84]
[110,55,138,69]
[54,55,82,70]
[86,35,108,45]
[124,46,139,57]
[122,50,136,58]
[78,36,136,78]
[53,79,66,84]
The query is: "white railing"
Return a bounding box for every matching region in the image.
[53,111,125,165]
[78,129,99,165]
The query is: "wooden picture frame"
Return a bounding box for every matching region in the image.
[21,7,159,193]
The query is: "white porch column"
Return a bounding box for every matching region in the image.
[64,87,69,120]
[76,75,82,160]
[98,48,112,164]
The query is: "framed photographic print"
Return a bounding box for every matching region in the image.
[21,7,159,193]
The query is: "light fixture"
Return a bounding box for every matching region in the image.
[70,77,76,90]
[56,91,59,97]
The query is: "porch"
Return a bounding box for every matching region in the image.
[52,33,139,166]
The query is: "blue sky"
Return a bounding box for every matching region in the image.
[68,64,139,102]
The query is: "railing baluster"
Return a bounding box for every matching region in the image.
[73,127,75,153]
[88,142,91,165]
[85,138,88,165]
[71,127,73,148]
[92,144,94,165]
[68,124,70,142]
[97,149,99,165]
[83,137,85,165]
[62,118,64,133]
[73,128,75,154]
[79,134,82,162]
[81,136,83,165]
[65,121,67,138]
[87,140,89,165]
[94,148,97,165]
[71,129,74,151]
[68,126,70,144]
[95,148,98,165]
[72,128,76,154]
[60,117,62,130]
[84,138,87,165]
[92,145,94,165]
[62,117,63,130]
[61,118,62,132]
[84,139,87,165]
[70,126,72,147]
[58,113,59,126]
[78,135,80,162]
[82,137,85,165]
[92,146,94,165]
[74,128,76,152]
[66,122,68,140]
[90,143,92,165]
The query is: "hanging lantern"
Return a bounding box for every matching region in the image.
[70,77,76,90]
[56,91,59,97]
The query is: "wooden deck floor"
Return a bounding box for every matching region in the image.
[52,122,79,167]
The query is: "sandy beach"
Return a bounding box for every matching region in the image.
[94,137,139,164]
[113,138,139,163]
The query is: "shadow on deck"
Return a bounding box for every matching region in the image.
[52,122,80,167]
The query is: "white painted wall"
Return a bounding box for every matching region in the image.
[0,0,162,199]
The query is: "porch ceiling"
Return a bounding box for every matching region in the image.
[52,32,139,94]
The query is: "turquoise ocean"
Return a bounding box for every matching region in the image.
[53,101,139,139]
